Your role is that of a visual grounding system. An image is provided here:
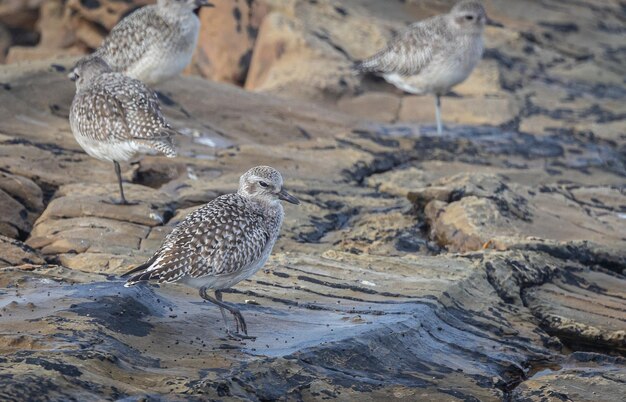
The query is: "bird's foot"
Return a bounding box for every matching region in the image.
[225,330,256,341]
[101,198,139,206]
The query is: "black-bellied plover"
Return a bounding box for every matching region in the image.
[69,57,177,205]
[123,166,300,339]
[354,1,486,134]
[72,0,214,85]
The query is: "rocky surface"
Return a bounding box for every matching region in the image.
[0,0,625,401]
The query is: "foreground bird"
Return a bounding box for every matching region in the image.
[354,0,486,134]
[71,0,214,85]
[123,166,300,338]
[69,57,177,205]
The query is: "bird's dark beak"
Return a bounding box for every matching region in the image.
[68,71,78,82]
[195,0,214,7]
[485,17,503,27]
[278,188,300,205]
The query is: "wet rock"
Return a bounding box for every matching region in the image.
[513,353,626,402]
[0,1,624,400]
[525,268,626,351]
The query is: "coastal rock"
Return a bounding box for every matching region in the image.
[0,0,624,400]
[187,0,267,85]
[408,173,626,252]
[0,171,43,239]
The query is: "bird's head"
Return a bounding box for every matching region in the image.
[449,1,486,34]
[238,166,300,206]
[158,0,214,10]
[68,56,112,89]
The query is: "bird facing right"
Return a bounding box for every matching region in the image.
[71,0,214,86]
[123,166,300,339]
[354,1,487,135]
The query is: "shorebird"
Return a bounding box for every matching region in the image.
[123,166,300,339]
[354,0,486,134]
[69,57,177,205]
[71,0,214,85]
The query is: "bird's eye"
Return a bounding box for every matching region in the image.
[259,181,268,188]
[465,15,474,20]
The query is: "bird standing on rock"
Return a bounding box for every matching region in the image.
[123,166,300,339]
[71,0,214,86]
[354,0,487,135]
[69,57,178,205]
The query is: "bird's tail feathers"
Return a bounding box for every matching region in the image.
[122,255,159,287]
[135,137,177,158]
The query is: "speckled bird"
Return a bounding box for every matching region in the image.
[354,0,486,134]
[123,166,300,338]
[72,0,214,85]
[69,57,177,205]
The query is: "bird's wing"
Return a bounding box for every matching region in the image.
[96,6,168,72]
[355,17,448,76]
[104,76,175,141]
[70,88,130,143]
[125,195,271,284]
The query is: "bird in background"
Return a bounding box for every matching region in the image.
[71,0,214,86]
[123,166,300,339]
[354,0,487,135]
[69,57,178,205]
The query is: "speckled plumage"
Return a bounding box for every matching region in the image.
[69,57,177,204]
[70,58,177,162]
[124,166,300,337]
[78,0,213,85]
[355,1,486,134]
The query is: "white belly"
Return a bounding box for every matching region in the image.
[178,242,276,291]
[384,36,483,95]
[126,17,200,85]
[74,136,140,162]
[128,47,196,85]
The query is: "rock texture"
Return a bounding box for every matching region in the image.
[0,0,625,401]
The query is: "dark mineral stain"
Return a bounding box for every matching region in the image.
[80,0,101,10]
[49,64,66,72]
[155,91,176,106]
[334,6,348,16]
[233,7,242,32]
[23,358,82,377]
[69,295,153,336]
[538,22,579,33]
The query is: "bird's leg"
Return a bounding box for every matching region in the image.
[199,287,256,340]
[435,94,443,135]
[102,162,138,205]
[114,161,128,204]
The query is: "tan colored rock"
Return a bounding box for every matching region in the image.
[409,173,626,252]
[0,235,44,268]
[366,167,430,197]
[454,59,502,96]
[337,92,401,123]
[0,23,10,63]
[0,171,43,239]
[0,0,43,30]
[399,94,520,127]
[65,0,154,32]
[245,7,366,101]
[187,0,267,85]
